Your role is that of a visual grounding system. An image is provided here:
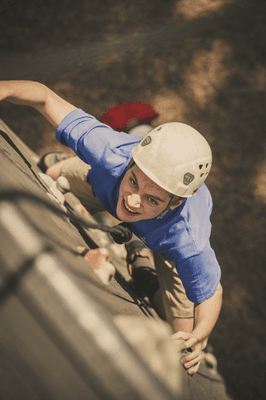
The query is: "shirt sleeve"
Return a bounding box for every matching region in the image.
[176,241,221,303]
[56,109,141,172]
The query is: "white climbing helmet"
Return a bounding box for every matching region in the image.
[128,124,153,136]
[131,122,212,197]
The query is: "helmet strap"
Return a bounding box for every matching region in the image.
[156,195,180,219]
[127,158,135,171]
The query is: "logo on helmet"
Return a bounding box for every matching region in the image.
[141,136,152,146]
[183,172,194,185]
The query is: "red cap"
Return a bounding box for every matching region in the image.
[99,101,159,131]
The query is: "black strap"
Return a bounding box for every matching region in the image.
[0,190,133,245]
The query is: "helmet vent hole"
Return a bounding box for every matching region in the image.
[206,163,209,168]
[157,127,162,131]
[199,165,203,169]
[200,173,204,177]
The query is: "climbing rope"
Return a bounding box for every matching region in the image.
[0,189,132,244]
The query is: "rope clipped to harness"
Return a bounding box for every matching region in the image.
[0,190,133,245]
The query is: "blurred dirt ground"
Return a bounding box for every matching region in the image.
[1,1,266,399]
